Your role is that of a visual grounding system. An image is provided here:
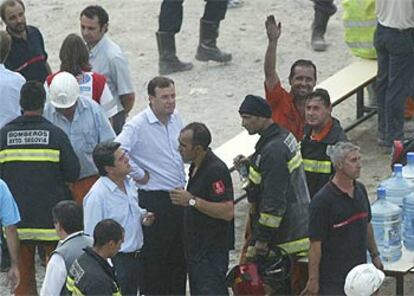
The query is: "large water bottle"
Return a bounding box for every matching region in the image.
[403,152,414,182]
[371,187,402,262]
[403,192,414,250]
[381,164,414,207]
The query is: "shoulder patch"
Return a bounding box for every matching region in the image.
[283,133,298,153]
[212,180,226,195]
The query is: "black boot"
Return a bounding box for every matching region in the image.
[156,31,193,75]
[195,19,232,63]
[311,10,330,52]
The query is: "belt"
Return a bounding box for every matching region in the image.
[119,250,141,259]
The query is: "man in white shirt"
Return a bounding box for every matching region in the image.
[116,76,187,295]
[83,141,154,296]
[40,200,93,296]
[80,5,135,135]
[0,30,25,128]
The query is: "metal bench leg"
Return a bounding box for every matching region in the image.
[356,88,364,119]
[396,274,404,296]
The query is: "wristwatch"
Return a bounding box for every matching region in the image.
[188,197,197,207]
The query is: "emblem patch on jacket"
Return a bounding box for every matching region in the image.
[212,180,226,195]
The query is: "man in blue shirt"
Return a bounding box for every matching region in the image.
[83,141,154,296]
[116,76,187,295]
[0,179,21,293]
[43,71,115,205]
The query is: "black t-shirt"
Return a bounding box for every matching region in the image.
[5,25,49,82]
[309,180,371,287]
[184,149,234,261]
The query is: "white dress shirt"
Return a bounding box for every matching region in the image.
[115,106,186,191]
[0,64,25,128]
[83,176,146,252]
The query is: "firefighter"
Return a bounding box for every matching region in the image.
[235,94,310,294]
[0,81,80,295]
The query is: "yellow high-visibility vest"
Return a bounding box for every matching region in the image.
[343,0,377,59]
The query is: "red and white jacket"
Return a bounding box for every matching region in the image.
[45,71,117,118]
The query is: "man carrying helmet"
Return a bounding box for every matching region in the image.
[43,71,115,205]
[0,81,80,295]
[234,95,310,294]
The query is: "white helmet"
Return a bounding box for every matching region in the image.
[344,264,385,296]
[49,71,79,108]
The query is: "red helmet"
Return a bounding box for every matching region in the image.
[226,262,266,296]
[226,246,292,295]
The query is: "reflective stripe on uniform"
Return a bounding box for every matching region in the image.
[258,213,282,228]
[248,166,262,185]
[0,149,60,163]
[287,150,303,173]
[277,238,310,254]
[245,237,310,258]
[17,228,59,241]
[66,276,85,295]
[343,19,377,28]
[303,159,332,174]
[345,41,376,49]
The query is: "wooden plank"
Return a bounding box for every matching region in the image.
[316,59,377,105]
[213,131,259,169]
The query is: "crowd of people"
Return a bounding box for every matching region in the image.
[0,0,413,295]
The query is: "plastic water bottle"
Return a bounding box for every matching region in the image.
[371,187,402,262]
[403,192,414,250]
[381,164,414,207]
[403,152,414,182]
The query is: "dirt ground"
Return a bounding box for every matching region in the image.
[0,0,413,294]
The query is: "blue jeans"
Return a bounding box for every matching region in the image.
[188,251,229,295]
[374,23,414,145]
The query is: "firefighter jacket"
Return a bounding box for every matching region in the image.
[245,123,310,254]
[65,247,121,296]
[0,115,80,241]
[301,118,348,198]
[343,0,377,59]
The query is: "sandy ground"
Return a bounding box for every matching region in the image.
[0,0,413,294]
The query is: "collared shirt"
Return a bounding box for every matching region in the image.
[43,96,115,178]
[83,176,146,252]
[40,231,85,296]
[116,106,186,191]
[89,35,134,113]
[0,179,20,227]
[5,25,49,82]
[0,64,25,128]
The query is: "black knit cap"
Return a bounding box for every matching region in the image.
[238,94,272,118]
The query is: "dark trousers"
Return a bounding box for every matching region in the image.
[374,23,414,145]
[312,0,336,15]
[112,252,142,296]
[138,190,186,295]
[188,251,229,295]
[159,0,228,33]
[111,110,126,135]
[319,281,345,295]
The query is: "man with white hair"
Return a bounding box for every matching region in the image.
[302,142,383,295]
[43,71,115,205]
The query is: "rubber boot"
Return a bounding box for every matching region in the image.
[311,9,330,52]
[195,19,232,63]
[156,31,193,75]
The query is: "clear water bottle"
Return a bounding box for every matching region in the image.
[403,152,414,182]
[371,187,402,262]
[381,164,414,207]
[403,192,414,250]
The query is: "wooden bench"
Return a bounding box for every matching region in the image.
[317,58,377,132]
